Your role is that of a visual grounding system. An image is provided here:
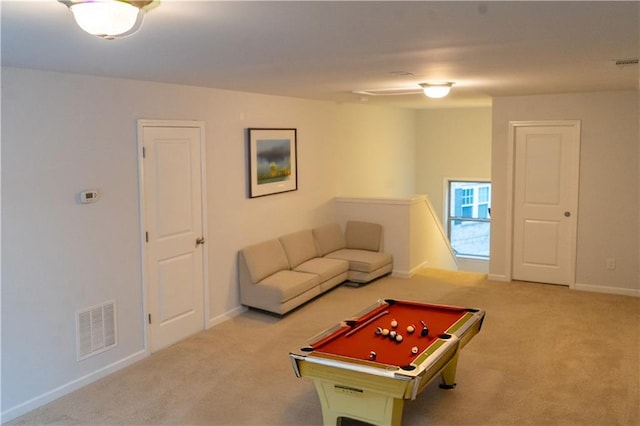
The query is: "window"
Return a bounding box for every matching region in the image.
[447,180,491,258]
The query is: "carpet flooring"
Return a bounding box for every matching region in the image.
[7,268,639,425]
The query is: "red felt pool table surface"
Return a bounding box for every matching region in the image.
[304,299,479,368]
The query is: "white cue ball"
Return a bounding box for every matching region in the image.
[411,346,419,354]
[406,325,415,334]
[390,319,398,328]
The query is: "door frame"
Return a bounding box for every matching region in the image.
[136,119,209,353]
[505,120,581,288]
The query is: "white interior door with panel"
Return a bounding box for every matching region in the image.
[510,121,580,286]
[138,120,207,352]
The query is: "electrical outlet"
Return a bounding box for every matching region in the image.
[606,258,616,270]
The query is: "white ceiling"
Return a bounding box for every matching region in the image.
[2,1,638,109]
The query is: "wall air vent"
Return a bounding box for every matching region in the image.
[76,300,117,361]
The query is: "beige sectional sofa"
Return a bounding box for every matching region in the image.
[238,221,393,315]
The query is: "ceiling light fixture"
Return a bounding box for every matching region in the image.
[58,0,158,40]
[419,82,454,98]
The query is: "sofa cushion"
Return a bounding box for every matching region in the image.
[294,257,349,282]
[325,248,392,273]
[313,223,347,256]
[279,230,319,269]
[345,221,383,251]
[258,270,320,304]
[347,263,393,284]
[241,239,290,283]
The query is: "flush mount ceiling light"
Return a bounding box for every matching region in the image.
[58,0,159,39]
[419,82,454,98]
[352,82,455,99]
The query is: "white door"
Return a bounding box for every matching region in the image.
[139,121,207,352]
[511,121,580,285]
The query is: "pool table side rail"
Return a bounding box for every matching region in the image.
[290,351,409,379]
[299,321,356,353]
[347,299,390,321]
[455,311,485,350]
[291,334,460,379]
[290,334,462,401]
[384,298,479,313]
[444,310,486,339]
[348,299,477,322]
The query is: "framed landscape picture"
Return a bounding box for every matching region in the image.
[248,128,298,198]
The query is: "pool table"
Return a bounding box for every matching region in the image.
[289,299,485,426]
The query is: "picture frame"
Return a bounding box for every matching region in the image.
[247,128,298,198]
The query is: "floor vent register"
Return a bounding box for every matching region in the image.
[76,300,117,361]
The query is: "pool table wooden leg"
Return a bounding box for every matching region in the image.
[439,352,459,389]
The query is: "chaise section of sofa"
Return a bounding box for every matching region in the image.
[238,221,393,315]
[314,221,393,284]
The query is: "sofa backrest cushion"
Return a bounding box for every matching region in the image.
[241,239,290,283]
[313,223,346,256]
[279,230,319,269]
[345,221,382,252]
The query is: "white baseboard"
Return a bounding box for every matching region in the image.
[207,305,247,328]
[456,257,489,273]
[391,265,417,278]
[574,282,640,297]
[391,271,411,278]
[1,349,148,423]
[390,261,431,279]
[487,273,510,282]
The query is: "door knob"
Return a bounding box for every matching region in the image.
[564,211,571,217]
[196,237,205,247]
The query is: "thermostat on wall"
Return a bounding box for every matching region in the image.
[79,190,99,204]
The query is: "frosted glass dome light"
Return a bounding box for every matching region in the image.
[59,1,157,39]
[420,82,454,99]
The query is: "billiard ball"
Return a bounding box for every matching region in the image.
[375,326,383,335]
[381,328,390,336]
[406,325,415,334]
[390,319,398,328]
[411,346,419,354]
[389,331,397,339]
[420,321,429,336]
[395,334,403,342]
[369,351,376,360]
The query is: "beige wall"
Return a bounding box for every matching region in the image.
[415,107,492,224]
[490,91,639,295]
[1,67,417,418]
[335,105,417,197]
